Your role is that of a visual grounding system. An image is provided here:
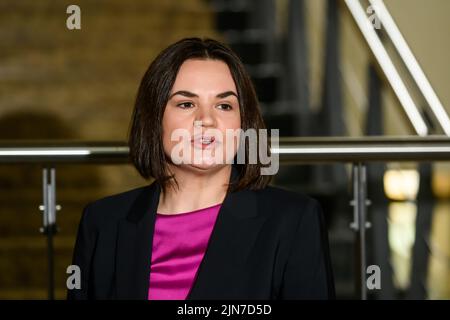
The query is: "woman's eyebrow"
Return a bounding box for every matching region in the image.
[216,91,238,99]
[169,90,198,99]
[169,90,238,100]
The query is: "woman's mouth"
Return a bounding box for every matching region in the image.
[191,136,217,149]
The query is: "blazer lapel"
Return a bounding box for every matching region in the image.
[186,168,267,299]
[114,165,266,300]
[115,181,160,299]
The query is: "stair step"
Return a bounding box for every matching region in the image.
[252,75,279,103]
[214,9,250,31]
[263,112,300,136]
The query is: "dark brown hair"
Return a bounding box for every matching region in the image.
[128,37,272,194]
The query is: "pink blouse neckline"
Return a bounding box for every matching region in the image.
[148,202,222,300]
[156,203,222,217]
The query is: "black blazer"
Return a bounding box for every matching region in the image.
[67,167,335,300]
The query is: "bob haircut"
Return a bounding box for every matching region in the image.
[128,37,272,194]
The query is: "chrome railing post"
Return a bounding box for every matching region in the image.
[40,167,59,300]
[0,138,449,300]
[350,162,371,300]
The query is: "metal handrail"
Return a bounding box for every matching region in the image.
[368,0,450,136]
[1,136,449,300]
[1,136,450,163]
[344,0,450,136]
[344,0,428,136]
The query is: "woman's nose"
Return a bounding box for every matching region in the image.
[194,104,215,127]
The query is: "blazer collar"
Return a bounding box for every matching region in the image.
[115,165,260,299]
[126,165,255,224]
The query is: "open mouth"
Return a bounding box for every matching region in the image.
[191,136,217,149]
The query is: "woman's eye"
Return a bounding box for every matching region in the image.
[217,104,232,111]
[177,102,194,109]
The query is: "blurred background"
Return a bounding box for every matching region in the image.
[0,0,449,299]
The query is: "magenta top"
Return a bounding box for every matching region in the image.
[147,203,222,300]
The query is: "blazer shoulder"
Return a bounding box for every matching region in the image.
[253,184,322,224]
[255,184,320,210]
[82,183,152,226]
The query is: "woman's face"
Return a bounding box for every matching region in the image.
[162,58,241,173]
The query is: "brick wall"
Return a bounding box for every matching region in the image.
[0,0,220,299]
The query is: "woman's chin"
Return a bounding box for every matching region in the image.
[185,160,226,172]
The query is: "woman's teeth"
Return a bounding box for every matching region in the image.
[201,137,214,144]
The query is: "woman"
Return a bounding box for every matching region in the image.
[68,38,335,300]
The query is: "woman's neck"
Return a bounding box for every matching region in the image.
[157,165,231,215]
